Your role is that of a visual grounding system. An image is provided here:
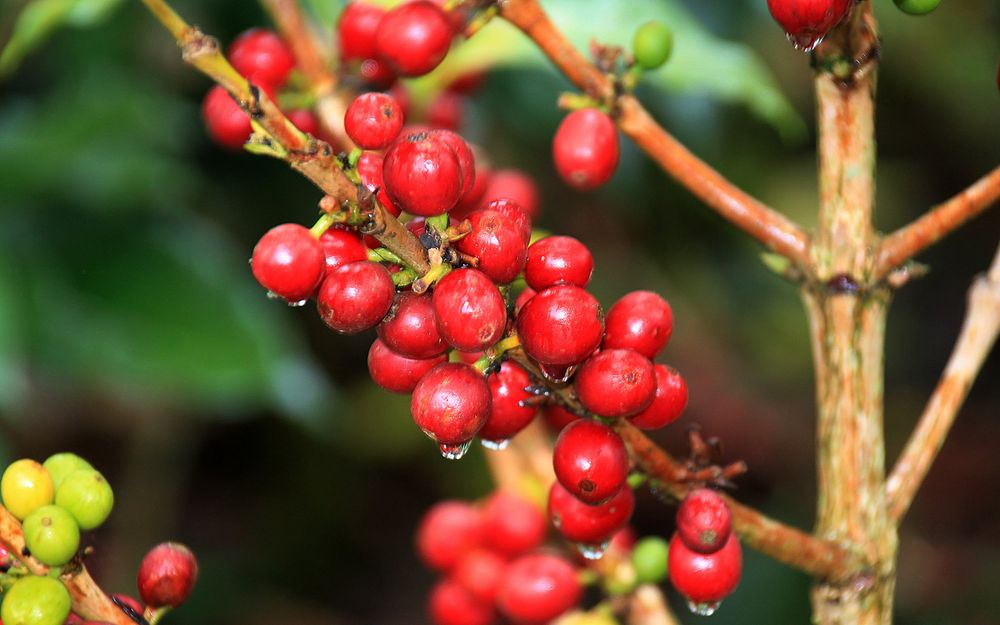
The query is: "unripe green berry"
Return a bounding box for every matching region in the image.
[42,453,93,492]
[1,576,72,625]
[23,505,80,566]
[632,21,673,70]
[55,469,114,531]
[631,536,670,584]
[892,0,941,15]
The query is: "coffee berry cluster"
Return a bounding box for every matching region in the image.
[0,454,197,625]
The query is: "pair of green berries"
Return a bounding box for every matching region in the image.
[1,453,115,567]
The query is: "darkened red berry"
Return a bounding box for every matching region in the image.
[338,2,385,61]
[548,480,634,546]
[428,578,495,625]
[286,109,319,136]
[517,285,603,366]
[677,488,732,554]
[378,292,448,359]
[447,71,487,94]
[454,208,529,284]
[428,91,465,130]
[357,151,400,216]
[668,532,742,606]
[137,542,198,608]
[316,261,394,333]
[481,491,547,557]
[411,362,491,446]
[251,223,325,302]
[542,404,579,432]
[368,339,445,394]
[603,290,674,359]
[375,1,453,77]
[553,420,629,505]
[430,129,476,200]
[319,227,368,277]
[383,133,463,216]
[202,86,251,151]
[345,92,404,149]
[766,0,853,51]
[628,364,688,430]
[432,269,506,352]
[453,549,507,604]
[484,169,540,220]
[496,554,581,625]
[416,500,484,571]
[525,235,594,290]
[552,108,619,191]
[478,362,537,444]
[575,349,657,418]
[228,28,295,89]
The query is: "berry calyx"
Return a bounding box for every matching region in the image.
[481,491,547,557]
[54,468,114,530]
[137,542,199,608]
[23,504,80,566]
[516,285,603,366]
[676,488,733,554]
[375,1,453,77]
[251,224,326,303]
[454,207,529,285]
[668,532,742,607]
[432,269,507,352]
[547,480,634,547]
[416,500,484,572]
[1,459,54,520]
[316,261,395,334]
[202,86,251,151]
[410,362,491,447]
[1,575,72,625]
[602,290,674,359]
[628,364,688,430]
[428,578,495,625]
[227,28,295,89]
[633,21,674,70]
[368,339,446,394]
[552,108,619,191]
[525,235,594,290]
[552,420,629,505]
[766,0,853,51]
[345,92,404,150]
[575,349,657,419]
[892,0,940,15]
[383,132,464,216]
[496,553,582,625]
[378,292,448,359]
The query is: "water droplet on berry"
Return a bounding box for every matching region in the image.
[786,31,823,52]
[480,439,510,451]
[687,600,721,616]
[539,363,575,384]
[439,440,473,460]
[575,541,610,560]
[287,298,308,307]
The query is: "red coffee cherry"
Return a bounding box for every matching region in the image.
[628,364,688,430]
[136,542,198,608]
[202,86,251,151]
[603,290,674,359]
[416,500,484,571]
[383,133,464,216]
[514,287,536,316]
[496,554,582,625]
[428,578,496,625]
[548,481,634,548]
[345,92,404,150]
[668,532,742,608]
[478,362,537,446]
[411,362,491,447]
[375,1,453,77]
[428,91,465,130]
[553,420,629,505]
[766,0,853,51]
[453,549,507,604]
[481,491,547,557]
[552,108,619,191]
[430,129,476,200]
[484,169,540,220]
[228,28,295,89]
[454,208,529,285]
[486,198,531,245]
[432,269,507,352]
[516,285,603,366]
[378,292,448,359]
[542,404,579,432]
[316,261,394,333]
[356,151,400,216]
[677,488,732,554]
[319,227,368,277]
[251,223,325,303]
[368,339,446,394]
[575,349,657,418]
[525,235,594,290]
[338,2,385,61]
[285,109,319,136]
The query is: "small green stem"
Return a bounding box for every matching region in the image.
[309,212,337,239]
[368,247,404,265]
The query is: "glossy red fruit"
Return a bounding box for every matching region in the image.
[677,488,732,554]
[766,0,853,51]
[548,480,634,546]
[453,549,507,604]
[432,269,507,352]
[542,404,579,432]
[575,349,657,418]
[428,90,465,130]
[378,292,448,359]
[345,92,404,150]
[496,554,581,624]
[375,1,453,77]
[484,169,540,220]
[202,86,251,150]
[628,364,688,430]
[137,542,198,608]
[668,532,742,606]
[356,151,400,216]
[603,290,674,359]
[338,2,385,61]
[478,362,538,445]
[514,287,536,316]
[486,199,531,245]
[428,578,496,625]
[383,133,464,216]
[251,223,325,302]
[454,208,529,284]
[517,285,603,366]
[553,420,629,505]
[481,491,547,557]
[451,156,492,220]
[368,339,446,394]
[553,108,619,191]
[430,129,476,200]
[411,362,491,446]
[319,227,368,277]
[228,28,295,89]
[525,236,594,290]
[285,109,319,136]
[416,500,484,571]
[316,261,395,333]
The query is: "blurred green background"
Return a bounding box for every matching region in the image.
[0,0,997,623]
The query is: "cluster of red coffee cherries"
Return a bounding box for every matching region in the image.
[669,488,741,615]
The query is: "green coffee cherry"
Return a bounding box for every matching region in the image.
[1,576,72,625]
[23,505,80,567]
[893,0,941,15]
[631,536,670,584]
[632,21,674,70]
[1,459,54,520]
[56,469,114,531]
[42,453,93,492]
